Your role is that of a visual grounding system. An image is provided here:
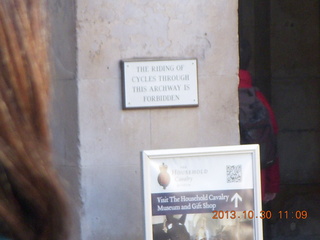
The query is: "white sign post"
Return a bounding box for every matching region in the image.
[121,59,198,109]
[142,145,263,240]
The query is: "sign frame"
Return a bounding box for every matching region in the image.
[142,144,263,240]
[121,58,199,109]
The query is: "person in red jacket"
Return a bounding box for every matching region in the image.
[239,39,280,203]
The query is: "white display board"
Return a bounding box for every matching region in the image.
[121,59,198,109]
[142,145,263,240]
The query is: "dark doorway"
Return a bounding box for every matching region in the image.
[239,1,320,239]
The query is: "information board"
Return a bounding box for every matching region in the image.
[142,145,263,240]
[121,59,198,109]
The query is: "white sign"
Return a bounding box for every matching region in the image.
[121,59,198,109]
[142,145,263,240]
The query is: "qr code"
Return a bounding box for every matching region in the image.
[226,165,242,183]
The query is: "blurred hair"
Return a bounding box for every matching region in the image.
[0,1,68,239]
[239,38,252,70]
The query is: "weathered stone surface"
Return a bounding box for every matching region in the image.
[76,0,240,239]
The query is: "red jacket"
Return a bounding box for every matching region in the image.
[239,70,280,200]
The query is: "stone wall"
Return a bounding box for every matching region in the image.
[49,0,240,239]
[47,1,81,240]
[271,0,320,185]
[76,1,239,239]
[270,2,320,238]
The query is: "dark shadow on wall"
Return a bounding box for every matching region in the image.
[239,0,320,239]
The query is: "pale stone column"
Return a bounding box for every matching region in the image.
[51,0,240,239]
